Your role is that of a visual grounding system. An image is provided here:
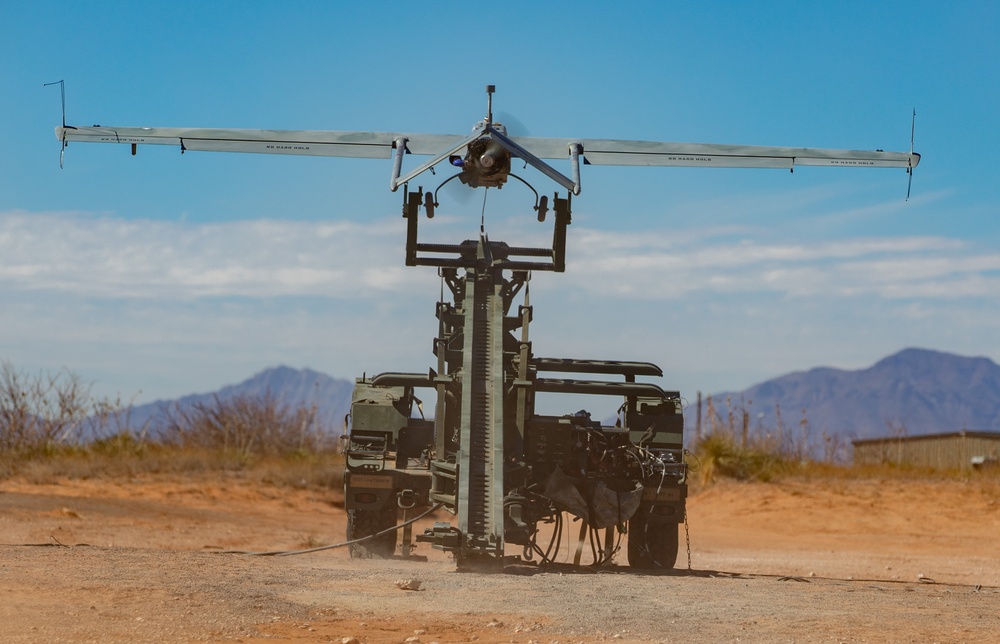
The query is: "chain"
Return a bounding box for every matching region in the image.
[684,508,692,570]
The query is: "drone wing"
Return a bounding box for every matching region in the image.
[56,125,918,170]
[55,125,919,197]
[511,136,920,170]
[54,125,465,158]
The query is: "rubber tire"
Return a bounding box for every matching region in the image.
[627,513,679,569]
[347,506,397,559]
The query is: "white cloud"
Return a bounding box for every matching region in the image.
[562,226,996,300]
[0,210,439,298]
[2,208,999,404]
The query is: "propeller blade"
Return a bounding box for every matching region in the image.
[496,111,531,138]
[441,174,476,205]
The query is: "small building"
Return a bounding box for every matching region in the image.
[852,430,1000,471]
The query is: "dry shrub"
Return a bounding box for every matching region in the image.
[1,361,99,454]
[162,392,334,458]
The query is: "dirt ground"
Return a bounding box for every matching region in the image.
[1,471,998,643]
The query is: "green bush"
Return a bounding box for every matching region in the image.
[694,431,795,484]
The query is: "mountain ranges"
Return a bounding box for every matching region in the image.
[126,348,1000,442]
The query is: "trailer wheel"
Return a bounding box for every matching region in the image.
[347,507,397,558]
[627,513,679,569]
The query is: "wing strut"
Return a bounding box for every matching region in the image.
[488,127,582,195]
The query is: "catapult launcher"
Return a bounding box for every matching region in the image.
[343,186,688,568]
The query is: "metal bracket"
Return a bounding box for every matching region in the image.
[392,132,481,192]
[389,137,408,191]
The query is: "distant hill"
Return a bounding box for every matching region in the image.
[126,366,354,437]
[690,348,1000,440]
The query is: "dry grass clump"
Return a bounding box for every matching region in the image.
[693,431,795,485]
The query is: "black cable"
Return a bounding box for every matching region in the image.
[546,511,563,563]
[217,502,444,557]
[480,188,489,233]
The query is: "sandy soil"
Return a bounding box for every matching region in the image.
[1,471,998,643]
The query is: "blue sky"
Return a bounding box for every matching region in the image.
[2,1,998,413]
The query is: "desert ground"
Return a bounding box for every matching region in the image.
[1,471,998,643]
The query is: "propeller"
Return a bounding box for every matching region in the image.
[495,111,531,138]
[44,80,66,168]
[438,113,527,207]
[438,169,477,206]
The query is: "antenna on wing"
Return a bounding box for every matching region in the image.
[44,80,67,168]
[906,109,916,200]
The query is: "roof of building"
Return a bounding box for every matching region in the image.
[852,430,1000,446]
